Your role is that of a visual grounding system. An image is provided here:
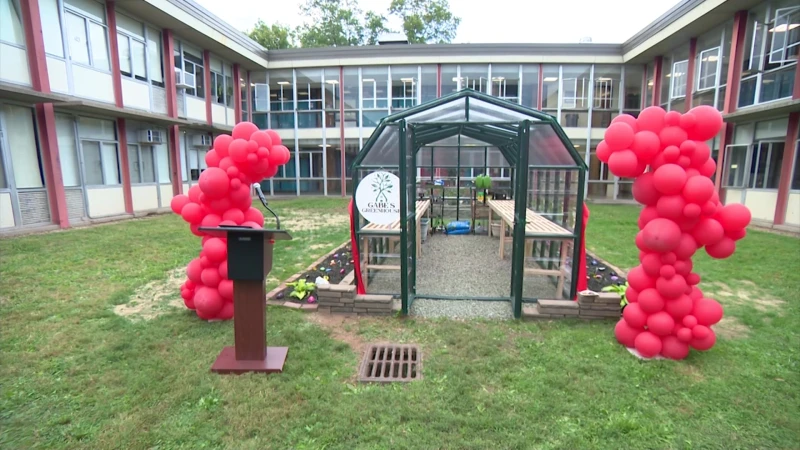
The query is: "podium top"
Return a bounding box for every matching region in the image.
[198,225,292,240]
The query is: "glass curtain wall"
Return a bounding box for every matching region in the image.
[561,65,591,127]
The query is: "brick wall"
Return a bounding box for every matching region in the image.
[316,284,394,316]
[523,291,622,320]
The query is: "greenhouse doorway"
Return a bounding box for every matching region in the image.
[350,90,587,319]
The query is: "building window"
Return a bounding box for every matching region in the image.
[0,0,25,46]
[749,141,785,189]
[391,66,418,111]
[64,0,110,71]
[740,4,797,107]
[361,66,389,124]
[723,145,749,188]
[492,64,520,103]
[421,65,437,103]
[623,65,643,116]
[269,69,294,129]
[78,117,119,186]
[128,144,156,183]
[768,7,800,64]
[178,47,204,98]
[225,73,233,108]
[211,70,225,104]
[541,65,559,110]
[0,104,45,189]
[297,68,323,128]
[670,60,688,98]
[696,47,720,91]
[343,68,359,128]
[116,13,147,82]
[791,140,800,190]
[561,65,590,127]
[459,64,489,93]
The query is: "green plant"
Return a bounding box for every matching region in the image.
[287,279,316,300]
[602,282,629,307]
[475,174,492,190]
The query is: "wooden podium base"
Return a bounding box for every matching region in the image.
[210,346,288,374]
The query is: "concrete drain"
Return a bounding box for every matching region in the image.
[358,344,421,383]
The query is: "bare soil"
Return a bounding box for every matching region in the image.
[114,267,185,321]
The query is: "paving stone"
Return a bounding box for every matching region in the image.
[538,308,580,316]
[300,304,318,311]
[538,299,579,309]
[331,307,353,313]
[284,302,302,309]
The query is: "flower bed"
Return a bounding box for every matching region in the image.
[585,251,627,293]
[267,242,355,307]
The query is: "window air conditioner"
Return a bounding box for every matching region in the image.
[138,129,164,144]
[175,68,195,90]
[192,134,212,147]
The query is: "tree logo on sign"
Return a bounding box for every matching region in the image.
[372,172,393,203]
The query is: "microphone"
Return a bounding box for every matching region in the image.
[254,183,281,229]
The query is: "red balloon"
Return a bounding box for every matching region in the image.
[706,237,735,259]
[198,167,230,200]
[683,176,715,204]
[635,231,648,252]
[243,207,265,226]
[692,218,724,246]
[634,331,663,358]
[213,134,233,157]
[677,155,691,168]
[673,259,692,275]
[204,237,227,262]
[181,202,204,225]
[659,126,688,148]
[649,152,668,170]
[726,228,747,241]
[699,158,717,177]
[657,274,687,299]
[690,141,711,167]
[659,265,675,279]
[240,220,262,229]
[269,145,287,166]
[626,286,640,303]
[205,150,221,168]
[608,150,642,178]
[660,252,677,264]
[718,203,751,232]
[611,114,638,131]
[683,203,702,219]
[186,258,203,283]
[265,129,282,146]
[686,105,723,141]
[642,218,682,252]
[623,302,648,328]
[201,267,221,287]
[200,255,212,268]
[200,213,222,229]
[194,286,224,318]
[688,286,703,300]
[615,319,642,348]
[686,273,701,285]
[183,294,195,310]
[676,327,693,343]
[222,208,245,224]
[692,324,710,339]
[664,110,682,127]
[229,184,252,209]
[229,139,250,163]
[679,140,696,155]
[647,311,675,336]
[641,253,662,277]
[250,131,273,149]
[216,300,234,320]
[630,131,660,163]
[661,335,690,360]
[665,294,693,319]
[219,156,235,172]
[627,266,656,292]
[170,194,191,215]
[683,315,698,328]
[637,205,660,229]
[632,172,659,205]
[189,224,204,237]
[663,145,680,162]
[638,288,664,313]
[605,122,636,151]
[679,112,697,131]
[656,195,686,221]
[653,164,688,195]
[247,153,258,163]
[218,279,233,300]
[209,197,232,215]
[219,260,228,279]
[232,122,259,141]
[596,140,612,162]
[637,107,666,133]
[673,233,698,260]
[188,184,202,203]
[693,298,723,326]
[690,328,716,351]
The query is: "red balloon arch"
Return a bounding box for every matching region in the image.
[600,106,751,359]
[169,122,291,321]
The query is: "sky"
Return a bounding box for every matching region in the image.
[193,0,683,44]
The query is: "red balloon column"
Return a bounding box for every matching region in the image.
[169,122,291,321]
[599,106,751,359]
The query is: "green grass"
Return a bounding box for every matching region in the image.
[1,200,799,449]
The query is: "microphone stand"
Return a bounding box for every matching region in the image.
[254,183,280,230]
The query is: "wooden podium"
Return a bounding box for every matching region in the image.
[199,225,291,374]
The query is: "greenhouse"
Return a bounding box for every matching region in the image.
[350,89,587,319]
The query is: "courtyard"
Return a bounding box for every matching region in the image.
[1,199,798,449]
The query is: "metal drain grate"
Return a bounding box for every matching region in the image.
[358,344,421,382]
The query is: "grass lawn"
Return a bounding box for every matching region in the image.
[1,199,798,449]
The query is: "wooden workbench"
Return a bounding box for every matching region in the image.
[360,200,431,273]
[487,200,573,298]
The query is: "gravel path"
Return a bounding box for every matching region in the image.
[410,299,513,320]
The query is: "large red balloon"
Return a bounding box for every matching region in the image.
[661,336,690,360]
[596,140,612,162]
[204,237,227,262]
[194,286,224,318]
[656,274,687,299]
[690,328,717,351]
[170,194,191,215]
[682,176,715,204]
[641,252,663,277]
[627,266,656,292]
[205,149,221,168]
[264,129,282,146]
[615,319,641,348]
[610,114,638,131]
[656,195,686,221]
[637,107,666,133]
[623,302,648,328]
[686,105,723,141]
[647,311,675,336]
[690,141,711,167]
[200,213,222,229]
[232,121,259,141]
[200,267,221,287]
[213,134,233,157]
[186,258,203,284]
[642,218,682,252]
[659,126,689,148]
[638,288,665,313]
[229,184,252,208]
[632,172,659,206]
[692,218,724,246]
[181,202,204,225]
[699,158,716,177]
[188,184,202,203]
[605,122,636,151]
[222,208,245,224]
[717,203,751,232]
[250,131,273,149]
[229,139,250,163]
[637,206,660,229]
[693,298,723,326]
[608,150,642,178]
[653,164,688,195]
[243,207,265,226]
[630,130,660,163]
[664,294,694,319]
[634,331,663,358]
[705,237,736,259]
[218,279,233,300]
[198,167,230,200]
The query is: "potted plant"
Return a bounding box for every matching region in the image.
[475,174,492,204]
[287,279,316,303]
[602,282,629,311]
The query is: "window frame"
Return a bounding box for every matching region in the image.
[178,47,204,99]
[115,14,164,87]
[670,59,689,99]
[63,2,110,72]
[749,140,785,190]
[0,0,26,48]
[768,6,800,65]
[127,142,159,185]
[696,47,720,92]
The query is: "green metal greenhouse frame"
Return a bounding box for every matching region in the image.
[351,89,587,319]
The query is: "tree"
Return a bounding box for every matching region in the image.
[363,11,390,46]
[389,0,461,44]
[297,0,365,48]
[248,20,296,49]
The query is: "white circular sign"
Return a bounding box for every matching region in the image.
[356,171,401,225]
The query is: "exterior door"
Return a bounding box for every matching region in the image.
[510,121,531,319]
[400,120,416,314]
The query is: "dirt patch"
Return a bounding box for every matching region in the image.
[675,364,705,382]
[715,315,750,340]
[705,281,785,313]
[114,268,185,321]
[280,212,349,232]
[305,313,367,354]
